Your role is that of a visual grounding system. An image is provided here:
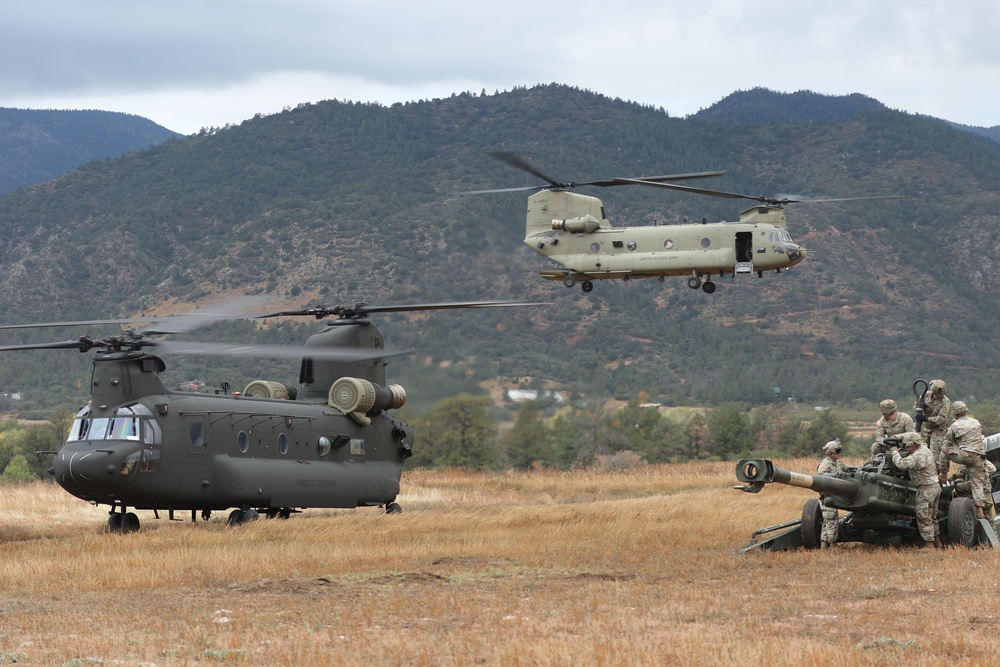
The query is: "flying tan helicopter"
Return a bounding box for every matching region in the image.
[0,300,532,533]
[473,152,913,294]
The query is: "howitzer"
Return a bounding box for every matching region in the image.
[734,451,999,552]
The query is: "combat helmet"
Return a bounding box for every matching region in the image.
[879,399,897,415]
[822,440,842,455]
[900,432,924,447]
[952,400,968,416]
[929,379,947,394]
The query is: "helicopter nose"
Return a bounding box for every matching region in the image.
[53,448,119,490]
[785,244,806,265]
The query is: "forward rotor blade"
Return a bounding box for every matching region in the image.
[0,318,154,331]
[0,338,100,352]
[580,171,728,187]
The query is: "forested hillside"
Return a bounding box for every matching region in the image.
[0,108,179,195]
[1,84,1000,418]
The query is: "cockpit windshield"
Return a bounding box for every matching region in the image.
[67,403,157,443]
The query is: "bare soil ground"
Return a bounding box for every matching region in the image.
[1,460,997,665]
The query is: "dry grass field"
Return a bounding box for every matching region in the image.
[1,459,998,666]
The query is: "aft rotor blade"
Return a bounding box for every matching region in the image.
[579,171,728,187]
[489,151,565,188]
[0,318,154,331]
[154,340,412,361]
[258,300,547,320]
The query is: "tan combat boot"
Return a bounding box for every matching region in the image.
[933,536,944,549]
[976,505,987,521]
[820,541,829,550]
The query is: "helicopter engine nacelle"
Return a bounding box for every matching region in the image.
[329,377,406,425]
[242,380,296,399]
[551,214,600,234]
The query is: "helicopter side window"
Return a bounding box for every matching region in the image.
[700,238,711,248]
[627,241,637,251]
[140,448,161,473]
[590,242,600,253]
[237,431,250,454]
[278,433,289,456]
[663,239,674,250]
[143,419,162,445]
[189,422,206,448]
[351,439,365,456]
[317,436,331,457]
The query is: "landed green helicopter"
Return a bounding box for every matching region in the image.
[0,300,534,532]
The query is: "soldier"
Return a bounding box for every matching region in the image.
[889,431,943,548]
[916,379,952,477]
[816,439,847,549]
[944,400,988,520]
[951,458,997,520]
[870,399,916,457]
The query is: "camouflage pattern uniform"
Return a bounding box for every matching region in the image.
[890,432,941,544]
[945,402,987,518]
[953,459,996,519]
[915,380,952,476]
[817,440,847,547]
[870,399,916,456]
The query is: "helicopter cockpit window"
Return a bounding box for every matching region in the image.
[109,417,140,441]
[143,419,162,445]
[67,407,92,441]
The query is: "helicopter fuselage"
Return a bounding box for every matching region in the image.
[523,190,806,292]
[52,351,414,521]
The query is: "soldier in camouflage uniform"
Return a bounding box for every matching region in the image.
[816,440,847,549]
[870,399,916,457]
[951,458,996,520]
[915,379,952,478]
[890,431,943,548]
[944,400,988,520]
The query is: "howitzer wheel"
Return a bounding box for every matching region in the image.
[800,498,823,549]
[947,496,977,547]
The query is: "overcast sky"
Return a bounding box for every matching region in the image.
[3,1,998,135]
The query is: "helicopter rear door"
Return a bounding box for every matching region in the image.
[735,231,754,275]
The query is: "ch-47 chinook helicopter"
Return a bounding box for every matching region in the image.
[0,300,531,533]
[473,152,914,294]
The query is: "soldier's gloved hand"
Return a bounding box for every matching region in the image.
[939,473,949,484]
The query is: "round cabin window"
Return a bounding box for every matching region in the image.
[278,433,289,456]
[700,238,711,248]
[317,436,331,457]
[627,241,637,251]
[590,242,600,253]
[663,239,674,249]
[237,431,249,454]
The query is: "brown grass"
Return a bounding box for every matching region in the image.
[1,459,997,665]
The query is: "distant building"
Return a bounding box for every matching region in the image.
[506,389,565,403]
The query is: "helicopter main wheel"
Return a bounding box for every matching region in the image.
[386,502,402,514]
[581,281,594,293]
[108,510,141,533]
[227,508,260,527]
[702,280,717,294]
[562,275,576,288]
[687,276,702,290]
[107,512,123,533]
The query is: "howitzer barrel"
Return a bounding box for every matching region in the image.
[735,459,861,500]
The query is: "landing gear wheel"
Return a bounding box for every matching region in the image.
[947,496,976,547]
[581,281,594,293]
[800,498,823,549]
[107,512,123,533]
[122,512,140,533]
[687,276,702,290]
[227,509,260,527]
[386,502,402,514]
[702,280,716,294]
[562,275,576,288]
